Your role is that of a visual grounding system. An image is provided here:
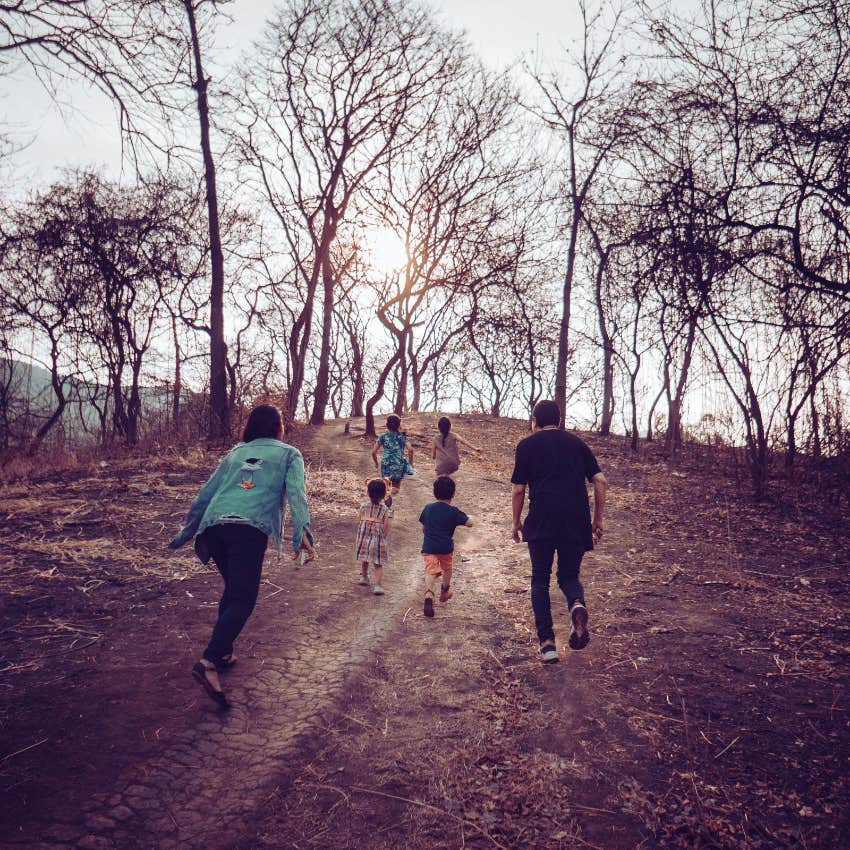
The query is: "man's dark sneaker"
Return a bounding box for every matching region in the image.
[569,603,589,650]
[424,596,435,618]
[539,641,560,663]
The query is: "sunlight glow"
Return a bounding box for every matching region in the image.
[364,226,408,275]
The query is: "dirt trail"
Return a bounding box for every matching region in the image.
[4,423,441,849]
[2,414,847,850]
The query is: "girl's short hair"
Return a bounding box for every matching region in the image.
[367,478,387,503]
[243,405,283,442]
[438,416,451,446]
[433,475,456,500]
[386,414,401,432]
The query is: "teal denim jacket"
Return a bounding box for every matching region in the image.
[168,438,313,554]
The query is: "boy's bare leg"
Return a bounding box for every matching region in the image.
[373,565,383,586]
[358,561,369,585]
[440,565,453,602]
[424,573,438,617]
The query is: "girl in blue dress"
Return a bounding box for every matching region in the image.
[371,414,415,495]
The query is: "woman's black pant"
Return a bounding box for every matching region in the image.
[201,523,268,665]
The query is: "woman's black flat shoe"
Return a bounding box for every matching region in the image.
[192,662,230,709]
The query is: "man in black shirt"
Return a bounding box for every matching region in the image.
[511,400,607,663]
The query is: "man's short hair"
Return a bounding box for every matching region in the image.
[532,399,560,428]
[433,475,456,500]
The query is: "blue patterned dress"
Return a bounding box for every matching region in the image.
[378,431,413,481]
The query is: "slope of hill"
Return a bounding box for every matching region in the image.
[0,414,847,849]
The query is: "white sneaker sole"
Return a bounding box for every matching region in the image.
[569,605,589,650]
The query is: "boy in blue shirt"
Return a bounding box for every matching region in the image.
[418,476,474,618]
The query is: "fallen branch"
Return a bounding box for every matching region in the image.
[0,737,48,764]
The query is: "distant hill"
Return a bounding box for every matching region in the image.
[1,359,177,442]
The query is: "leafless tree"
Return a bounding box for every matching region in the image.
[228,0,466,425]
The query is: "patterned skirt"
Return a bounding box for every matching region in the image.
[354,521,387,565]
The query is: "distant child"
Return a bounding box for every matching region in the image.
[432,416,482,476]
[418,475,474,618]
[354,478,393,595]
[371,414,414,494]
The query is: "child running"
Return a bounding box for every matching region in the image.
[371,414,415,495]
[432,416,482,476]
[418,475,474,618]
[354,478,392,595]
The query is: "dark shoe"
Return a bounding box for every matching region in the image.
[384,495,393,509]
[215,653,236,672]
[192,661,230,709]
[539,641,560,664]
[424,596,435,618]
[439,586,453,603]
[569,604,589,650]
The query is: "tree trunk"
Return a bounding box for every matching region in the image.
[350,341,364,418]
[365,348,403,438]
[809,390,821,458]
[646,363,669,442]
[172,313,182,428]
[665,317,697,455]
[554,214,580,427]
[309,257,336,425]
[27,346,67,455]
[629,371,639,452]
[600,344,614,436]
[394,330,408,415]
[184,0,228,440]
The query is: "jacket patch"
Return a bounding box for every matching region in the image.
[240,458,263,490]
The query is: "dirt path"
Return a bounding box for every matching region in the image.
[3,423,440,849]
[2,414,847,849]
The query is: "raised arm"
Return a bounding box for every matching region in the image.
[455,432,482,452]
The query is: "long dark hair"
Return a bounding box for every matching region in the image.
[386,414,401,432]
[242,405,283,442]
[438,416,451,447]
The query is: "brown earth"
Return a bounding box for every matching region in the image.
[0,413,847,850]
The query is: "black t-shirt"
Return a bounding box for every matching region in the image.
[511,429,601,550]
[419,501,469,554]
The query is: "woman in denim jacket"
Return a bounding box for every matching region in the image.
[169,405,315,707]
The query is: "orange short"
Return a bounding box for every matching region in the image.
[423,552,453,576]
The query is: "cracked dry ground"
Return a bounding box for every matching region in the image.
[1,414,848,850]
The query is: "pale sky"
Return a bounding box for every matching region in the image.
[3,0,578,186]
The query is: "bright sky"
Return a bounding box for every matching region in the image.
[2,0,578,185]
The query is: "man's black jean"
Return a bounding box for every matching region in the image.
[526,538,586,644]
[201,523,268,664]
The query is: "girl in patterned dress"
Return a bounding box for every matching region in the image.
[371,414,415,494]
[355,478,393,595]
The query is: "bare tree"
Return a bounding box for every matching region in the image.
[229,0,465,425]
[526,0,645,426]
